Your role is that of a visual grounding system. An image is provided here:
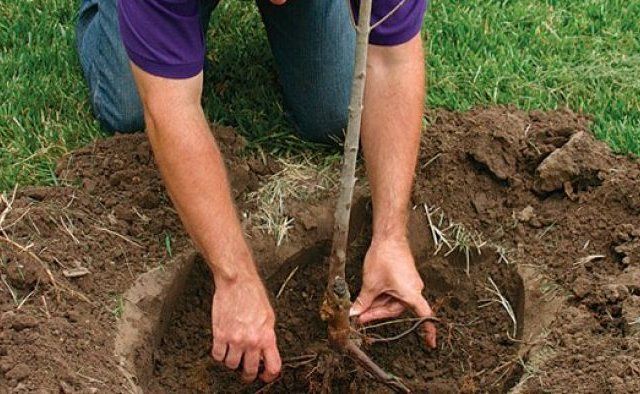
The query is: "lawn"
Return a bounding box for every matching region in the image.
[1,0,639,191]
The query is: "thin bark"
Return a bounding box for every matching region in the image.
[327,0,372,294]
[323,0,373,350]
[321,0,416,392]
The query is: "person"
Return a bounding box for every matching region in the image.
[76,0,436,384]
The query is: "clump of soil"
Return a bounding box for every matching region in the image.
[1,107,639,392]
[147,211,524,393]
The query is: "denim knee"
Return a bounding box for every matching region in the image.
[289,103,348,144]
[76,0,145,134]
[92,86,145,134]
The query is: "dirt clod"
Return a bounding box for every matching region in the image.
[534,131,612,193]
[6,363,30,382]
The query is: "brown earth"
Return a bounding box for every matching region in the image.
[147,214,524,393]
[414,107,640,392]
[0,107,638,393]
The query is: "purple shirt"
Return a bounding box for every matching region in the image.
[118,0,427,79]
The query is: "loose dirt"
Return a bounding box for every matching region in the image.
[414,107,640,392]
[0,107,638,393]
[147,215,524,393]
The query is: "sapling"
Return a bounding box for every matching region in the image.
[319,1,435,392]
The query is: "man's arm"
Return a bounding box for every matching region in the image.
[129,64,281,382]
[351,34,437,348]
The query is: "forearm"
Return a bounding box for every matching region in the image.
[148,109,254,279]
[361,34,425,242]
[132,66,255,284]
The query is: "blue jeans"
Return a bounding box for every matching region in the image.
[76,0,355,143]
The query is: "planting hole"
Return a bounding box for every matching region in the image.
[140,217,525,392]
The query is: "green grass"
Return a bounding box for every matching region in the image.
[426,0,640,153]
[1,0,639,191]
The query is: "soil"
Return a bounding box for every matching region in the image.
[0,107,638,393]
[148,216,524,393]
[414,107,640,392]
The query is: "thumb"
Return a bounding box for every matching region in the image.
[350,289,375,317]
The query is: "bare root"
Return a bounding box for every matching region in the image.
[345,341,410,393]
[365,316,441,345]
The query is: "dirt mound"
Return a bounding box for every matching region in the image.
[414,107,640,391]
[1,107,639,392]
[0,127,283,392]
[0,135,185,392]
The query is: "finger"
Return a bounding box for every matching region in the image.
[350,288,379,317]
[358,300,405,324]
[408,296,437,349]
[354,294,393,318]
[270,0,287,4]
[211,338,227,362]
[241,349,260,383]
[259,341,282,383]
[367,294,394,309]
[224,345,243,370]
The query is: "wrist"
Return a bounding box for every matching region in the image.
[371,207,409,244]
[371,221,408,245]
[205,242,259,286]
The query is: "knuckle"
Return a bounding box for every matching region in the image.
[229,334,243,345]
[246,336,260,348]
[263,330,276,343]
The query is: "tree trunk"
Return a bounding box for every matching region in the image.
[324,0,373,348]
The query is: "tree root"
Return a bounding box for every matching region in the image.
[345,340,411,393]
[322,278,420,392]
[365,316,441,345]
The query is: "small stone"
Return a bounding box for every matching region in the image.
[571,277,592,299]
[0,358,14,372]
[82,179,97,194]
[515,205,535,223]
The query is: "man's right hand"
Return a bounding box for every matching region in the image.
[127,65,281,384]
[211,272,282,383]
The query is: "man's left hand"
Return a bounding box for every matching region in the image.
[350,237,437,348]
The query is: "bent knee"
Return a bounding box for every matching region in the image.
[290,106,348,144]
[98,110,144,134]
[92,90,145,134]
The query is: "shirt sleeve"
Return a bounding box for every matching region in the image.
[351,0,428,46]
[117,0,204,79]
